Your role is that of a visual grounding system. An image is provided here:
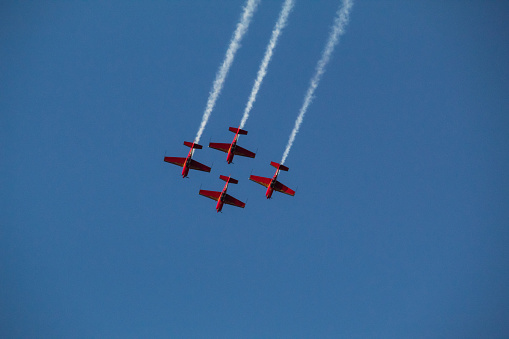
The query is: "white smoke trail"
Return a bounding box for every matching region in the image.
[194,0,260,143]
[239,0,294,129]
[281,0,353,164]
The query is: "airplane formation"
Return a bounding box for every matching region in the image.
[164,126,295,212]
[163,0,353,212]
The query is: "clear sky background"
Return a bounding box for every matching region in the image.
[2,1,508,338]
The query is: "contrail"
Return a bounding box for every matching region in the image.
[281,0,353,164]
[194,0,260,143]
[239,0,294,129]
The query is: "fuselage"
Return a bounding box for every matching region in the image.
[226,133,240,164]
[181,146,194,178]
[265,169,280,199]
[215,181,229,212]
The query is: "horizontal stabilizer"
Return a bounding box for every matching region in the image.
[220,175,238,184]
[229,127,248,135]
[270,161,289,172]
[183,141,203,149]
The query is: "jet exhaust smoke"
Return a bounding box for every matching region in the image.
[195,0,260,143]
[281,0,353,164]
[239,0,294,129]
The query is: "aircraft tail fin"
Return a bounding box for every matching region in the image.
[183,141,203,149]
[270,161,289,172]
[229,127,248,135]
[220,175,238,184]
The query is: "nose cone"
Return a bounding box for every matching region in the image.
[266,189,273,199]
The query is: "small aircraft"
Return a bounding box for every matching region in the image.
[164,141,211,178]
[249,161,295,199]
[209,127,256,164]
[199,175,246,212]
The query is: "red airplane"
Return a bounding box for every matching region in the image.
[209,127,256,164]
[199,175,246,212]
[249,161,295,199]
[164,141,211,178]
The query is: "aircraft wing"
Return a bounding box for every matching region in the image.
[164,156,186,167]
[273,180,295,196]
[199,190,221,201]
[189,159,211,173]
[223,194,246,208]
[233,145,256,158]
[249,175,271,188]
[209,142,230,153]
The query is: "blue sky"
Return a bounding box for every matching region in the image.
[2,1,508,337]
